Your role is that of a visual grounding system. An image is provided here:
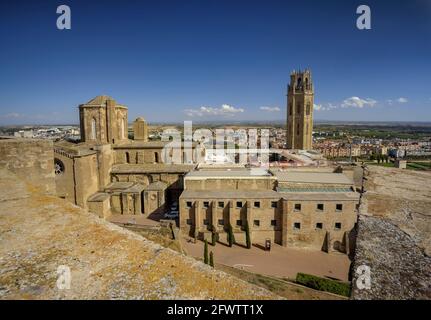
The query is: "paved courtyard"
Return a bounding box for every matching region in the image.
[182,239,351,282]
[106,215,351,282]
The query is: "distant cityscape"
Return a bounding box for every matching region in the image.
[4,121,431,163]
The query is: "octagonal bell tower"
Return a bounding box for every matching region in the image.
[286,69,314,150]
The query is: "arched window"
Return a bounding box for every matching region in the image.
[297,77,302,87]
[305,78,309,89]
[306,103,311,115]
[91,118,97,140]
[154,152,159,163]
[289,103,292,116]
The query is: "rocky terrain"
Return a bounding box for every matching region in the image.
[351,215,430,299]
[352,166,431,299]
[0,168,278,300]
[364,166,431,256]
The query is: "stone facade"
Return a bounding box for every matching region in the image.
[286,69,314,150]
[180,169,359,253]
[55,96,200,219]
[79,95,128,144]
[133,117,148,141]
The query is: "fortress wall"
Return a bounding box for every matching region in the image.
[0,138,55,195]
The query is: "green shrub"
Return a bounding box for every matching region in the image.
[296,273,351,297]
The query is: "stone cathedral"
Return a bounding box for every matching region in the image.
[286,69,314,150]
[50,80,358,254]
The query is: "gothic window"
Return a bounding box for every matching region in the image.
[297,123,300,136]
[54,159,64,175]
[306,103,311,115]
[289,103,292,116]
[91,118,96,140]
[305,78,309,89]
[297,77,302,87]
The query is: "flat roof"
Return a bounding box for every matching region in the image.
[104,182,145,193]
[280,192,360,201]
[274,171,353,185]
[87,192,110,202]
[180,190,280,199]
[185,168,273,179]
[112,164,196,174]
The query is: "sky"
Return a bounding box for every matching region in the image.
[0,0,430,125]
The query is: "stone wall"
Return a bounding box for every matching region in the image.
[351,215,431,299]
[0,168,278,300]
[0,138,55,195]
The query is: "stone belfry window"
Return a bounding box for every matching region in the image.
[91,118,96,140]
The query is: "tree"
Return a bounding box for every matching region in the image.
[245,220,251,249]
[334,165,343,173]
[227,224,235,247]
[204,240,209,264]
[210,225,218,246]
[209,251,214,268]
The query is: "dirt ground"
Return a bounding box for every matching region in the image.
[363,166,431,255]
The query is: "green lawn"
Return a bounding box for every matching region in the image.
[367,162,394,168]
[407,162,431,171]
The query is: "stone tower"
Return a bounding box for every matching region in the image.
[79,95,128,144]
[286,69,314,150]
[133,117,148,142]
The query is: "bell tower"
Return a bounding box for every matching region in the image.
[286,69,314,150]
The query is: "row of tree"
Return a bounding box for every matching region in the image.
[369,153,390,163]
[206,222,252,249]
[203,240,214,267]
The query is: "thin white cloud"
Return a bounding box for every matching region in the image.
[314,103,339,111]
[341,96,377,108]
[184,104,244,117]
[397,97,408,103]
[0,112,21,118]
[259,106,280,112]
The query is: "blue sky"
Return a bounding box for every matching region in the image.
[0,0,430,124]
